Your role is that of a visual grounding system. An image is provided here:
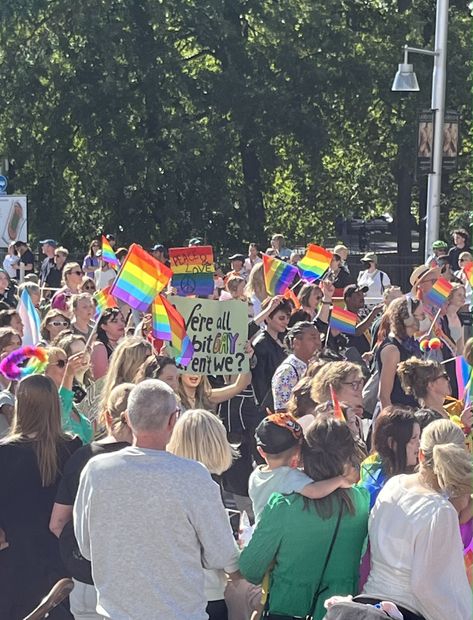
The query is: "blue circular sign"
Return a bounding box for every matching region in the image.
[0,176,7,193]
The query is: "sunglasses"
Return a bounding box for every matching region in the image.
[434,372,450,382]
[69,270,83,276]
[50,359,67,368]
[49,321,69,327]
[83,285,95,291]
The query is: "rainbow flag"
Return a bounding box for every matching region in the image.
[101,235,120,268]
[425,277,452,307]
[329,306,357,335]
[169,246,215,297]
[93,286,117,319]
[262,254,299,296]
[158,295,194,366]
[455,356,472,405]
[110,244,172,312]
[330,384,345,421]
[283,287,301,309]
[463,262,473,287]
[151,294,172,341]
[298,244,333,282]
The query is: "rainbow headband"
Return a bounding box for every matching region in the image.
[0,346,49,381]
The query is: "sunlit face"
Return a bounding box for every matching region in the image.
[65,265,84,288]
[427,370,451,400]
[10,314,23,338]
[295,327,321,360]
[266,310,290,334]
[181,374,202,390]
[101,312,126,342]
[453,233,465,247]
[0,272,9,293]
[29,290,41,308]
[450,287,466,308]
[405,423,421,467]
[46,315,71,340]
[404,305,425,337]
[159,364,179,392]
[74,297,94,322]
[70,340,86,356]
[336,373,364,408]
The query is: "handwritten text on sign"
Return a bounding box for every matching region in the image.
[168,296,249,375]
[169,246,214,297]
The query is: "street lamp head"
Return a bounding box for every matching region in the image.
[392,63,420,92]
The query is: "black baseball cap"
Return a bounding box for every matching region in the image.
[255,414,303,454]
[343,284,368,299]
[228,254,245,262]
[39,239,57,247]
[151,244,165,252]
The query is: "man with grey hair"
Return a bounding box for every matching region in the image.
[74,379,239,620]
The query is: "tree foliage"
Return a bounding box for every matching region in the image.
[0,0,470,254]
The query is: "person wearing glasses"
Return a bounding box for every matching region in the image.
[38,310,71,345]
[51,262,84,311]
[82,239,101,279]
[45,346,93,443]
[79,275,96,294]
[397,357,472,432]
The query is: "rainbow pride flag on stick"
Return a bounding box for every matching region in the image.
[298,244,333,282]
[455,356,472,405]
[262,254,299,296]
[329,306,357,335]
[93,286,117,319]
[330,384,345,422]
[110,244,172,312]
[101,235,120,268]
[425,277,453,307]
[157,294,194,366]
[463,262,473,287]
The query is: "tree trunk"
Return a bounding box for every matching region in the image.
[239,138,265,245]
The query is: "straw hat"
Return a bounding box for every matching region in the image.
[409,264,441,288]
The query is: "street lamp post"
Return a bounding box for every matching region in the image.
[392,0,449,262]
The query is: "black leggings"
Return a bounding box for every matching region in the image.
[206,599,228,620]
[354,596,426,620]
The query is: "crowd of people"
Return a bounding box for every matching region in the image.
[0,228,472,620]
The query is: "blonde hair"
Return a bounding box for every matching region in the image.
[310,361,363,404]
[99,337,152,415]
[40,310,71,341]
[244,262,268,302]
[17,281,40,300]
[71,292,93,310]
[420,419,471,497]
[167,409,237,475]
[62,262,82,286]
[447,282,465,303]
[178,374,213,411]
[226,275,245,296]
[105,382,134,435]
[4,375,67,486]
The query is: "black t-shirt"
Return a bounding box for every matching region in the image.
[16,249,35,279]
[55,441,129,506]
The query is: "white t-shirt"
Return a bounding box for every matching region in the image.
[249,465,312,522]
[95,268,116,290]
[364,474,471,620]
[357,269,390,303]
[2,255,19,278]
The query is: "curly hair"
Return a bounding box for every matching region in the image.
[310,361,363,404]
[397,357,442,400]
[286,376,316,419]
[385,296,421,341]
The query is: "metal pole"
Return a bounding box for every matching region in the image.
[424,0,449,262]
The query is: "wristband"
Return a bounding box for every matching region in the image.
[321,301,331,305]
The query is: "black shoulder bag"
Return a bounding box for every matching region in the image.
[264,503,344,620]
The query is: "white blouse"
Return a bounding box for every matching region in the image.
[364,474,471,620]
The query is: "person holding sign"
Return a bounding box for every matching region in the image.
[178,372,251,413]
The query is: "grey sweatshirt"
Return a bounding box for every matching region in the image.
[74,446,239,620]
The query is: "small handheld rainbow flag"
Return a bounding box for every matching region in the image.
[425,277,452,307]
[101,235,120,268]
[110,244,172,312]
[329,306,357,335]
[283,287,301,309]
[330,384,345,421]
[158,294,194,366]
[298,244,333,282]
[151,294,172,341]
[262,254,299,296]
[93,286,117,319]
[463,262,473,287]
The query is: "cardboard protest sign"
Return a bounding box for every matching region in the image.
[169,246,215,297]
[169,296,249,375]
